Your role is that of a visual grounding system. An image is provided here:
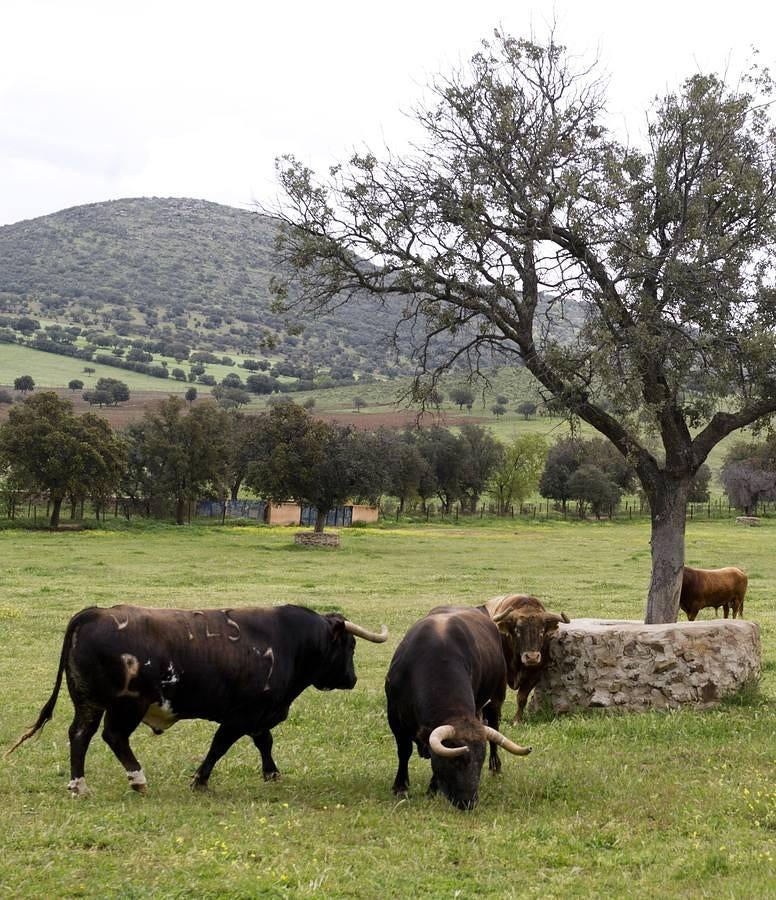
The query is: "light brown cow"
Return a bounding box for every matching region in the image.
[680,566,748,621]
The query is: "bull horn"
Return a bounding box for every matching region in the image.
[491,608,511,625]
[429,724,469,758]
[483,726,532,756]
[343,621,388,643]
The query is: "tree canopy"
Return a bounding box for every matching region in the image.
[274,31,776,622]
[0,392,126,527]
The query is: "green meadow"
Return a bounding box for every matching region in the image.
[0,516,774,898]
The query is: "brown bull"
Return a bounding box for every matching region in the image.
[481,594,570,724]
[680,566,748,621]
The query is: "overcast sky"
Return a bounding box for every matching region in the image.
[2,0,774,227]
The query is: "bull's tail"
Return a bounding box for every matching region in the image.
[5,610,85,756]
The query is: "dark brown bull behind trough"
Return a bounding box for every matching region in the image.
[680,566,748,621]
[481,594,570,724]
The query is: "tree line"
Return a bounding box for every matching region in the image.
[6,392,761,534]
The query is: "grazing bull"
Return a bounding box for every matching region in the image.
[6,604,387,796]
[680,566,748,621]
[385,606,531,810]
[481,594,570,725]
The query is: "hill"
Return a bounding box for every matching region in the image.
[0,197,404,381]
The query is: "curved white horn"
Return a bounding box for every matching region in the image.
[429,724,469,758]
[483,726,532,756]
[343,621,388,643]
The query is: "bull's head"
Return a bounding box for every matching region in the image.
[490,597,570,688]
[427,721,531,810]
[314,615,388,691]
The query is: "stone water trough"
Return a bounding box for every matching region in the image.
[531,618,762,714]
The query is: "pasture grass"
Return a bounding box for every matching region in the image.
[0,517,774,898]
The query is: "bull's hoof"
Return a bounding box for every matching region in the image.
[190,777,209,792]
[263,771,281,782]
[67,777,90,798]
[130,782,147,794]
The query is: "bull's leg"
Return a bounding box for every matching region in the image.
[68,703,104,797]
[391,734,413,797]
[723,603,730,619]
[251,730,280,781]
[191,723,243,791]
[513,671,540,725]
[102,708,147,793]
[483,702,503,775]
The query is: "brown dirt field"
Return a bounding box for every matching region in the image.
[0,391,485,431]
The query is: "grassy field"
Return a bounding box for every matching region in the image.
[0,516,774,898]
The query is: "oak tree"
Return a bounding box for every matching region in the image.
[274,32,776,622]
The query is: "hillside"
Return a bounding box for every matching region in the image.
[0,197,404,380]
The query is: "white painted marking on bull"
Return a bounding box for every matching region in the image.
[161,662,179,687]
[263,647,274,690]
[118,653,140,697]
[193,610,220,638]
[68,776,89,797]
[127,769,147,788]
[223,611,241,642]
[143,700,178,733]
[111,614,129,630]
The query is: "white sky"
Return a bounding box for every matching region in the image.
[2,0,774,227]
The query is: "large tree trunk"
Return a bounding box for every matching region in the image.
[314,509,327,533]
[175,496,186,526]
[49,495,64,528]
[645,478,689,624]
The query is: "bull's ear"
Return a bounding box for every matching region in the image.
[494,616,515,635]
[327,615,347,640]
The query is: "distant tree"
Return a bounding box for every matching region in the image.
[382,431,428,514]
[450,387,475,410]
[83,367,95,375]
[0,392,126,527]
[126,397,230,525]
[353,396,367,412]
[68,379,84,392]
[171,368,187,381]
[720,441,776,515]
[224,411,264,500]
[458,423,503,513]
[568,464,623,519]
[417,426,465,513]
[517,401,537,420]
[496,395,508,407]
[83,389,112,407]
[244,403,379,532]
[0,389,13,405]
[13,375,34,393]
[489,433,547,514]
[301,397,316,410]
[687,463,712,504]
[245,374,280,395]
[221,373,244,389]
[95,377,130,405]
[185,386,198,404]
[491,404,507,417]
[539,438,584,514]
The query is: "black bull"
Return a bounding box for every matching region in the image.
[7,604,387,796]
[385,606,531,810]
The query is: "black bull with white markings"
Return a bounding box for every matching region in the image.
[6,604,387,796]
